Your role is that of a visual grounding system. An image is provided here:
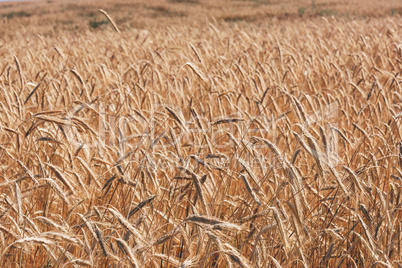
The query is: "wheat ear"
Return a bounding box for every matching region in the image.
[99,9,121,33]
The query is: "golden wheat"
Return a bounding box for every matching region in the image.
[0,0,401,266]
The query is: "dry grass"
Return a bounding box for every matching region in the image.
[0,0,401,267]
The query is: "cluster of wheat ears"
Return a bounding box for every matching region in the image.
[0,8,401,267]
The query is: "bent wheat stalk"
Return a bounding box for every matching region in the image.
[99,9,121,33]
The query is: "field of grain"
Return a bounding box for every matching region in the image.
[0,0,401,267]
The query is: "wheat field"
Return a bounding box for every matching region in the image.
[0,0,401,267]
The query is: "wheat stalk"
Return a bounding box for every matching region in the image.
[99,9,121,33]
